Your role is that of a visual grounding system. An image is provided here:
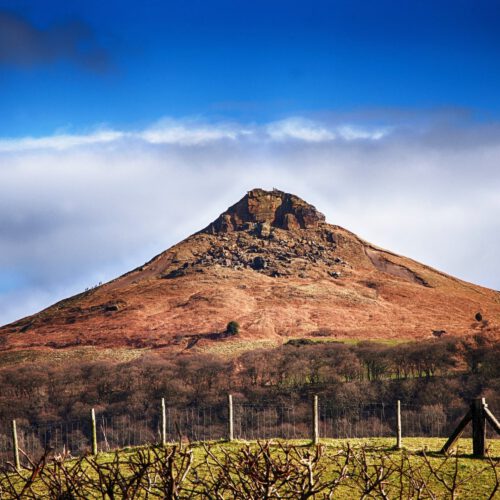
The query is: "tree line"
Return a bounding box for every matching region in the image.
[0,327,498,428]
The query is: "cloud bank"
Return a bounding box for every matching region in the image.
[0,115,499,326]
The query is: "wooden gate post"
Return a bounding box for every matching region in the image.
[472,398,486,457]
[312,395,319,445]
[11,420,20,471]
[227,394,234,442]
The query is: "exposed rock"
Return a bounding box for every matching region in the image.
[283,213,300,230]
[162,268,187,279]
[365,248,431,287]
[203,188,325,234]
[211,214,234,233]
[257,221,272,238]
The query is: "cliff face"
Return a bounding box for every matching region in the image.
[204,189,326,233]
[1,189,499,354]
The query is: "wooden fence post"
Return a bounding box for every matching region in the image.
[312,395,319,445]
[11,420,20,471]
[228,394,234,442]
[161,397,167,446]
[472,398,486,457]
[441,397,500,456]
[396,400,402,449]
[91,408,98,455]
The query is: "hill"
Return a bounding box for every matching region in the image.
[1,188,499,354]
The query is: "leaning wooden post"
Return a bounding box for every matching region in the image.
[312,395,319,445]
[396,400,402,449]
[11,420,20,471]
[161,397,167,446]
[441,409,472,454]
[228,394,234,442]
[91,408,98,455]
[484,405,500,434]
[472,398,486,457]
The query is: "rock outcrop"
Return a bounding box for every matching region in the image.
[204,188,326,234]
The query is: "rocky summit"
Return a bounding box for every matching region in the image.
[204,188,325,233]
[1,188,499,354]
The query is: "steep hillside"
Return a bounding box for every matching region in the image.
[1,188,499,353]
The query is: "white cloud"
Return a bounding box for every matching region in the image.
[139,118,245,145]
[266,117,336,142]
[0,115,499,326]
[0,117,391,153]
[0,130,124,152]
[337,124,389,140]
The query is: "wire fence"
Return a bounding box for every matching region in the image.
[0,399,495,467]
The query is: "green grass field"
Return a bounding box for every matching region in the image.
[2,437,499,498]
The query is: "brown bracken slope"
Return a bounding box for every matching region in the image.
[1,188,499,353]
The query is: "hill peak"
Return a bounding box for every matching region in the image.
[203,188,326,234]
[2,188,499,351]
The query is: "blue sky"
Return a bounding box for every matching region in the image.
[1,1,500,325]
[1,1,500,135]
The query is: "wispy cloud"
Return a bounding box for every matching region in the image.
[139,118,246,145]
[266,118,389,142]
[0,130,124,152]
[0,114,499,326]
[0,117,390,152]
[266,118,336,142]
[337,124,389,140]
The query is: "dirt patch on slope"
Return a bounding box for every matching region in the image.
[365,248,430,287]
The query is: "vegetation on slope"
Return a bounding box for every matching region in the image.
[0,329,498,430]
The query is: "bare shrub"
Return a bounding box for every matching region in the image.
[194,441,352,499]
[1,442,499,499]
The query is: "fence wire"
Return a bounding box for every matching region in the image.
[234,404,307,440]
[320,403,393,439]
[0,399,493,467]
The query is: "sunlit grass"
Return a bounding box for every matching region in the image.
[5,437,497,498]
